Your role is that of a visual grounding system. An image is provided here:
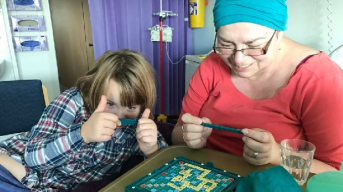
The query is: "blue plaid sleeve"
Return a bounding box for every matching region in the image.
[24,88,87,170]
[157,131,168,150]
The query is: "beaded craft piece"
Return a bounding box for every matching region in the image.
[125,157,243,192]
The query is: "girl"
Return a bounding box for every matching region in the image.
[0,49,167,191]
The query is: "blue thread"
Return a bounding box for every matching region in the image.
[119,118,138,126]
[21,40,41,51]
[119,113,142,126]
[14,0,35,6]
[201,122,243,134]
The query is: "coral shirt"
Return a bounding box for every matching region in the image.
[179,52,343,169]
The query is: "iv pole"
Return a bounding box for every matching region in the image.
[154,0,177,122]
[159,0,165,119]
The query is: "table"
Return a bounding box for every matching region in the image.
[100,145,312,192]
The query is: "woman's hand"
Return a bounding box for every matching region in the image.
[242,128,281,165]
[136,108,159,157]
[181,113,213,149]
[81,95,121,143]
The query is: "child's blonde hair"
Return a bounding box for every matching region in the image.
[76,49,156,119]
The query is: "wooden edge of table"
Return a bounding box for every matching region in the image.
[99,145,312,192]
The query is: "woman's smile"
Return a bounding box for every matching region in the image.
[233,61,255,72]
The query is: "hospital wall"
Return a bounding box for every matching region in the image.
[192,0,343,55]
[0,0,60,100]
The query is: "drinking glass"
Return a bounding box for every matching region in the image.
[280,139,316,185]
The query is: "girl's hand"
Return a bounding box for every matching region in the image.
[136,108,158,156]
[81,95,121,143]
[181,113,213,149]
[242,128,281,165]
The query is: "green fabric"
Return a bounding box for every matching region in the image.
[236,166,302,192]
[306,162,343,192]
[213,0,288,31]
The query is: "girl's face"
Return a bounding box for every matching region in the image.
[104,79,141,119]
[216,23,282,78]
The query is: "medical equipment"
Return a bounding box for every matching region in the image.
[7,0,41,11]
[14,36,48,51]
[148,0,177,122]
[11,15,46,32]
[189,0,205,28]
[148,25,173,42]
[14,0,34,6]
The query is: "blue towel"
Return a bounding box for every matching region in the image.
[213,0,288,31]
[0,164,31,192]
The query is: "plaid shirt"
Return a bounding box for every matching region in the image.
[0,87,168,192]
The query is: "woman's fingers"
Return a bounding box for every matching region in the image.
[242,135,271,153]
[242,128,270,143]
[181,113,202,125]
[183,132,203,141]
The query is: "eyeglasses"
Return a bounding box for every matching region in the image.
[213,30,277,56]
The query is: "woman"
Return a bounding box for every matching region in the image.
[172,0,343,173]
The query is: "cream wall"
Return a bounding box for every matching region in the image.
[0,0,60,100]
[0,1,18,80]
[285,0,343,54]
[192,0,343,55]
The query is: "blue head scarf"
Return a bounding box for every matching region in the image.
[213,0,288,31]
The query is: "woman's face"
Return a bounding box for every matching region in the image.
[215,23,282,78]
[104,79,141,119]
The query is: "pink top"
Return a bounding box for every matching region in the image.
[179,52,343,169]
